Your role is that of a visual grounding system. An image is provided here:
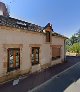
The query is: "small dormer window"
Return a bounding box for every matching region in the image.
[44,23,52,43]
[46,31,50,42]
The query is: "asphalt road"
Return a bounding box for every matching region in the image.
[30,62,80,92]
[0,56,80,92]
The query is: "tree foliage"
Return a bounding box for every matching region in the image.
[66,30,80,54]
[70,43,80,53]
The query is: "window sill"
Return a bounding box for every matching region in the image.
[52,56,60,61]
[7,67,20,72]
[32,62,39,66]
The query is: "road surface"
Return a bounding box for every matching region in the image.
[30,61,80,92]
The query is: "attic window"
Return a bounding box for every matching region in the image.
[46,31,50,42]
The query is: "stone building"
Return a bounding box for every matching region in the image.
[0,2,67,83]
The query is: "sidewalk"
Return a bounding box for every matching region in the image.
[0,56,80,92]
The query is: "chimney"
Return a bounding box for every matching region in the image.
[0,2,9,17]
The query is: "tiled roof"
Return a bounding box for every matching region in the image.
[52,32,68,39]
[0,15,67,38]
[0,15,43,32]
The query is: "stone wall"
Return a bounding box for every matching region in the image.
[0,26,65,83]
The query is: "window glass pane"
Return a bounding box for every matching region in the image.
[36,48,39,58]
[9,50,14,68]
[36,49,39,54]
[32,48,34,54]
[16,50,20,67]
[36,58,38,61]
[31,47,39,65]
[36,54,38,58]
[32,48,34,61]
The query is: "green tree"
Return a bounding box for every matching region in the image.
[76,29,80,37]
[70,43,80,54]
[70,35,77,45]
[66,29,80,54]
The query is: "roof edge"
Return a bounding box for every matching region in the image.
[52,32,68,39]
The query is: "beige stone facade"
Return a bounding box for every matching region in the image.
[0,17,66,83]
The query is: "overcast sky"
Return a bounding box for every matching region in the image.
[2,0,80,37]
